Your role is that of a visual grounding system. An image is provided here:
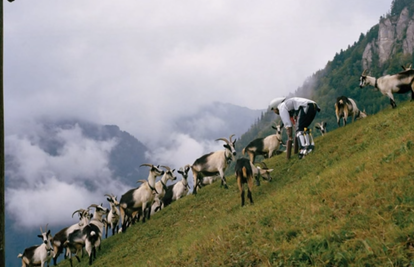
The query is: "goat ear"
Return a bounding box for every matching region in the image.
[107,198,112,202]
[268,169,274,172]
[315,125,320,129]
[47,230,51,236]
[38,235,43,239]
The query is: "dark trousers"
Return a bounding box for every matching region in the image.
[296,103,318,132]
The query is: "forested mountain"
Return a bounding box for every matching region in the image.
[237,0,414,152]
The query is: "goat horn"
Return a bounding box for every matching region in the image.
[104,193,113,198]
[45,224,48,233]
[215,137,229,144]
[40,226,43,234]
[229,134,235,143]
[72,209,85,218]
[88,204,98,209]
[139,163,153,168]
[161,165,171,171]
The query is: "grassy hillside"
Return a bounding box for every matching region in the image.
[58,102,414,267]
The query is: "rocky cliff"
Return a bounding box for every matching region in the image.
[363,7,414,69]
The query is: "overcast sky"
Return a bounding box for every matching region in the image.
[3,0,392,228]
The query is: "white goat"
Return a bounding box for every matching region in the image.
[191,134,237,194]
[119,163,164,232]
[52,208,90,265]
[335,96,367,127]
[314,121,327,136]
[200,175,220,186]
[18,224,54,267]
[251,161,274,186]
[173,165,191,200]
[359,68,414,108]
[155,165,191,211]
[150,165,176,213]
[242,124,284,163]
[104,193,120,238]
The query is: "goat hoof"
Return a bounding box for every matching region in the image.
[224,184,228,189]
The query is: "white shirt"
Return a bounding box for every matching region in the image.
[277,97,317,128]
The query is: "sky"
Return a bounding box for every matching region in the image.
[3,0,392,228]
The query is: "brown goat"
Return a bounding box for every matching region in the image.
[235,158,254,207]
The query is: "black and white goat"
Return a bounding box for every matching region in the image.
[65,204,109,266]
[242,124,284,163]
[18,224,54,267]
[52,208,90,265]
[335,96,367,127]
[235,158,254,207]
[191,134,237,194]
[359,68,414,108]
[314,121,327,136]
[119,163,164,232]
[104,193,120,238]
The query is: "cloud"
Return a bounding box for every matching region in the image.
[5,124,130,228]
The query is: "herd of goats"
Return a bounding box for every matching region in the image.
[17,65,414,266]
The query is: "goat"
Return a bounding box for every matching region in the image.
[191,134,237,194]
[359,68,414,108]
[155,165,191,210]
[104,193,120,238]
[65,204,109,266]
[235,158,254,207]
[335,96,367,127]
[200,175,220,186]
[119,163,164,232]
[18,224,54,267]
[242,124,284,163]
[251,161,274,186]
[314,121,327,136]
[148,165,176,214]
[52,208,90,265]
[173,165,191,200]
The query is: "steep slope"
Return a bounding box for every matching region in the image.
[57,101,414,266]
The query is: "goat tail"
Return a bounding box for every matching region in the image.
[242,148,246,155]
[242,166,247,178]
[17,253,23,258]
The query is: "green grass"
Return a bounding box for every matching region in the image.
[58,102,414,267]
